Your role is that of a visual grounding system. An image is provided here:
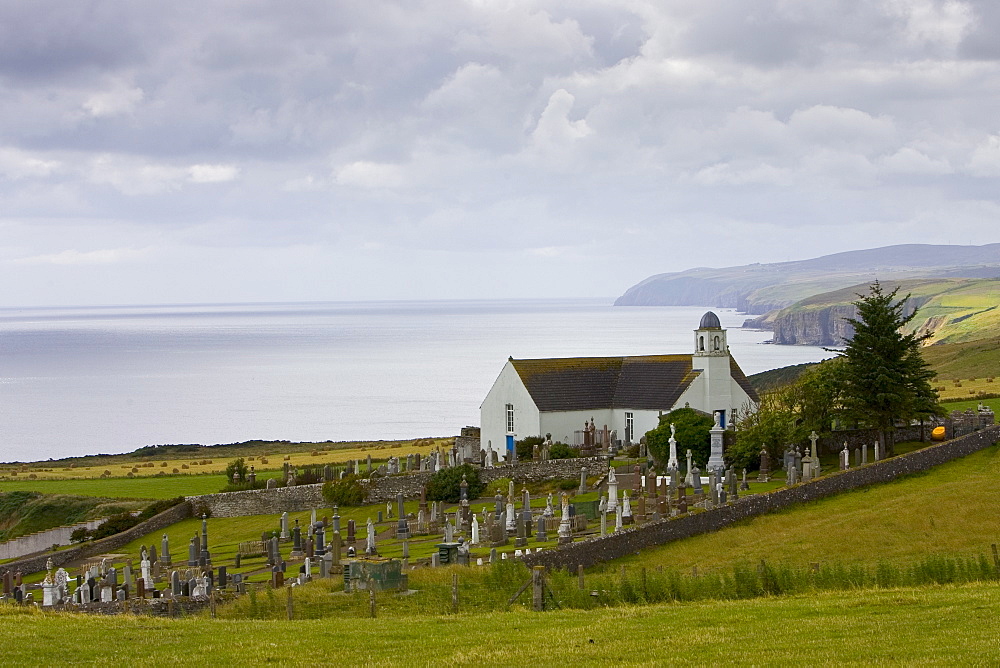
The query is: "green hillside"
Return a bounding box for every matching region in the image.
[613,441,1000,573]
[0,492,142,541]
[615,242,1000,312]
[768,277,1000,346]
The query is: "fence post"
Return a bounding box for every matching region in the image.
[532,566,544,612]
[286,585,293,620]
[451,572,459,614]
[577,564,584,590]
[369,580,377,618]
[210,590,217,619]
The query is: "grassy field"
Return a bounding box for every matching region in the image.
[0,474,232,500]
[2,583,999,665]
[0,438,449,481]
[942,397,1000,414]
[609,442,1000,574]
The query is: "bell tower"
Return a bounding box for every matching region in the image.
[693,311,733,428]
[694,310,727,356]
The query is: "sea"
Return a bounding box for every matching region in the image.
[0,299,835,462]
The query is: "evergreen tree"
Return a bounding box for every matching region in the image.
[839,281,940,455]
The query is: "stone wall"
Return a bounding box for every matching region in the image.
[193,485,327,519]
[196,457,609,518]
[0,501,192,577]
[523,425,1000,570]
[0,518,106,560]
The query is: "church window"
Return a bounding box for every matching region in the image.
[506,404,514,433]
[713,335,720,350]
[699,335,704,351]
[625,412,634,442]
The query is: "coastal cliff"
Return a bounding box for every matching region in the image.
[766,278,1000,347]
[771,304,856,346]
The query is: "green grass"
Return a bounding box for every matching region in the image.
[2,583,999,665]
[942,397,1000,414]
[610,442,1000,573]
[0,474,230,500]
[0,492,144,541]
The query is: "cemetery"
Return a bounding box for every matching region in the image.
[1,405,997,620]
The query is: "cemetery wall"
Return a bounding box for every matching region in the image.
[0,501,193,577]
[195,457,608,518]
[524,425,1000,570]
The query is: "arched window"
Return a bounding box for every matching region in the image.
[699,335,705,351]
[713,335,720,350]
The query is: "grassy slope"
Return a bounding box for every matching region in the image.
[612,443,1000,573]
[3,584,999,665]
[0,474,232,500]
[771,277,1000,346]
[922,334,1000,381]
[0,492,143,541]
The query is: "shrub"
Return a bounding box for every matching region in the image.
[549,442,580,459]
[322,475,368,506]
[91,512,142,540]
[137,496,185,521]
[225,457,249,484]
[557,478,578,491]
[426,464,485,503]
[516,436,544,461]
[70,527,91,543]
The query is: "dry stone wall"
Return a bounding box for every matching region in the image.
[0,501,192,578]
[196,457,609,518]
[523,426,1000,570]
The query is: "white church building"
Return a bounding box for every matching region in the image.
[479,312,758,459]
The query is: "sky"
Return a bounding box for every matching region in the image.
[1,0,999,307]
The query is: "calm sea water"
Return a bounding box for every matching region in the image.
[0,300,834,462]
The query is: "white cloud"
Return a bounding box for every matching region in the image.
[690,161,793,186]
[13,247,149,266]
[83,82,144,117]
[0,148,60,179]
[89,155,186,195]
[334,161,406,189]
[188,164,239,183]
[967,135,1000,176]
[880,147,952,174]
[531,89,591,146]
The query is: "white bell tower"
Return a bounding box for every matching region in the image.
[693,311,733,428]
[694,310,727,356]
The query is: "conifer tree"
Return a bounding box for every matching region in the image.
[839,281,939,455]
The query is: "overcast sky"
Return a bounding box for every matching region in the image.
[1,0,999,306]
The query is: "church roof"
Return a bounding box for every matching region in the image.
[510,354,701,412]
[729,356,759,403]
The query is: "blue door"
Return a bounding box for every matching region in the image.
[506,434,515,460]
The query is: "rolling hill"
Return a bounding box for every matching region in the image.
[615,243,1000,314]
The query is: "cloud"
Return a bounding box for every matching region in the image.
[967,135,1000,176]
[83,81,144,117]
[0,0,998,305]
[532,89,592,147]
[13,247,149,266]
[334,161,406,189]
[188,164,239,183]
[0,147,60,179]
